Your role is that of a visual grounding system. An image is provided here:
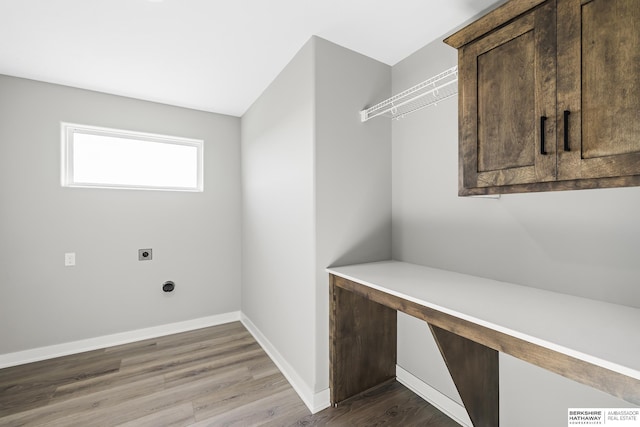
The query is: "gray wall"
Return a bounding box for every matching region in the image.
[392,38,639,426]
[314,37,392,391]
[0,75,241,354]
[241,38,317,390]
[242,36,391,396]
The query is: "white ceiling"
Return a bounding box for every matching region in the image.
[0,0,503,117]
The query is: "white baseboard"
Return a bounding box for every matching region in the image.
[0,311,241,369]
[240,313,330,414]
[396,365,472,427]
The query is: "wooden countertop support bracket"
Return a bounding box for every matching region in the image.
[430,324,499,427]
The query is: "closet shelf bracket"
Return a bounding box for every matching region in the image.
[360,65,458,122]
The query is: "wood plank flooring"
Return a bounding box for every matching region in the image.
[0,322,460,426]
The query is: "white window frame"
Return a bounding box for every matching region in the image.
[61,122,204,192]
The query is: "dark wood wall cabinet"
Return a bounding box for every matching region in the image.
[444,0,640,195]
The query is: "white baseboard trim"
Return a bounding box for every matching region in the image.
[0,311,241,369]
[396,365,472,427]
[240,313,330,414]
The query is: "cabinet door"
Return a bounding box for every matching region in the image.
[458,0,556,195]
[557,0,640,181]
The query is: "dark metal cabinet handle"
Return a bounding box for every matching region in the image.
[540,116,548,155]
[564,110,571,151]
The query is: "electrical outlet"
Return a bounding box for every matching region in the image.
[138,249,153,261]
[65,252,76,267]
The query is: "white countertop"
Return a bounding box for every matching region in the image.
[327,260,640,381]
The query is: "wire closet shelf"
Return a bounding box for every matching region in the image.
[360,65,458,122]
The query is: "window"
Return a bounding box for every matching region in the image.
[61,123,203,192]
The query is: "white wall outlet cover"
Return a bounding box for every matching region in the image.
[64,253,76,266]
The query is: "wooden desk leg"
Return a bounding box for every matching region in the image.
[430,324,499,427]
[330,275,397,406]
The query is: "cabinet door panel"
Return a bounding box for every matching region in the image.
[477,31,535,172]
[558,0,640,180]
[458,0,556,194]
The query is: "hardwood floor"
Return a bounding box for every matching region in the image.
[0,322,460,426]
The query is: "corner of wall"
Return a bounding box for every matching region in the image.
[312,37,392,394]
[240,313,330,414]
